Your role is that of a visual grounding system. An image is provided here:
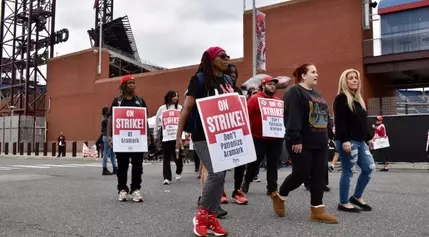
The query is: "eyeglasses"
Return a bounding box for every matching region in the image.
[217,53,230,60]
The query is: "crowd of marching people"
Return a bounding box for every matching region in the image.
[101,46,392,236]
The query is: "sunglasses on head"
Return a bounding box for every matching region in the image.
[217,53,230,60]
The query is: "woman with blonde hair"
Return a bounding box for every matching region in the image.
[333,69,375,213]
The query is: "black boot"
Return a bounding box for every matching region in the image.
[102,168,112,176]
[216,206,227,218]
[112,167,118,175]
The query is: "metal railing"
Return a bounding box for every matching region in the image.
[363,30,429,57]
[368,93,429,115]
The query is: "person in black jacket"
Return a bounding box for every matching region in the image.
[101,107,117,176]
[222,64,248,205]
[334,69,375,213]
[271,63,337,224]
[107,74,148,203]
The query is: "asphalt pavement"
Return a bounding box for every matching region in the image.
[0,156,427,237]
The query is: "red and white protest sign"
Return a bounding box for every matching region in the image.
[258,97,285,138]
[196,93,257,173]
[112,107,148,152]
[161,109,180,142]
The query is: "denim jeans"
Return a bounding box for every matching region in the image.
[102,135,117,168]
[335,140,375,204]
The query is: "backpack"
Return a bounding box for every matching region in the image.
[183,72,233,133]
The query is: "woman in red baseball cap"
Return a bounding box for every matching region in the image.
[175,46,231,237]
[107,74,148,203]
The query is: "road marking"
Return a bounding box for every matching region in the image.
[0,162,152,171]
[0,166,20,170]
[40,164,84,168]
[11,165,51,169]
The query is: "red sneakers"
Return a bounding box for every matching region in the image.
[193,208,209,237]
[220,192,228,204]
[232,190,248,205]
[208,212,228,236]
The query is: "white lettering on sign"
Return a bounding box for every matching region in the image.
[206,111,245,133]
[115,119,145,129]
[163,117,179,126]
[262,107,283,117]
[126,110,134,117]
[218,99,229,111]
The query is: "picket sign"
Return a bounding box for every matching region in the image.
[373,137,390,150]
[82,143,98,158]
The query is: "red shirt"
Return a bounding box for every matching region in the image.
[247,91,282,140]
[374,124,386,138]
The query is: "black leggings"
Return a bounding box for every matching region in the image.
[234,165,246,193]
[279,142,328,206]
[162,140,183,181]
[116,152,144,193]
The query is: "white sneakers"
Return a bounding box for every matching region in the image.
[118,190,143,202]
[162,175,181,185]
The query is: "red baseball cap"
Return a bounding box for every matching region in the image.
[120,75,134,84]
[261,76,278,84]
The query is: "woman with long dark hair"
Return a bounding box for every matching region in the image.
[155,90,183,185]
[176,46,231,237]
[271,63,337,224]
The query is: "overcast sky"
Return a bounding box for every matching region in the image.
[53,0,287,68]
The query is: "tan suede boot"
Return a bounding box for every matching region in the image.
[310,205,338,224]
[271,192,286,217]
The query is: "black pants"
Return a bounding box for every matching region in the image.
[193,150,200,172]
[373,148,387,164]
[57,146,65,157]
[162,140,183,181]
[234,165,246,193]
[304,166,329,187]
[116,152,144,193]
[279,142,328,206]
[244,138,283,193]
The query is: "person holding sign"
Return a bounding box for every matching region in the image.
[154,90,184,185]
[334,69,375,213]
[176,47,231,237]
[372,116,389,171]
[271,63,337,224]
[107,74,148,203]
[241,76,284,196]
[220,64,249,205]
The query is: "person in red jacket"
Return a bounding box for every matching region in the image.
[372,116,386,137]
[241,76,284,195]
[372,116,389,171]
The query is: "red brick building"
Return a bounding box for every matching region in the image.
[46,0,390,144]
